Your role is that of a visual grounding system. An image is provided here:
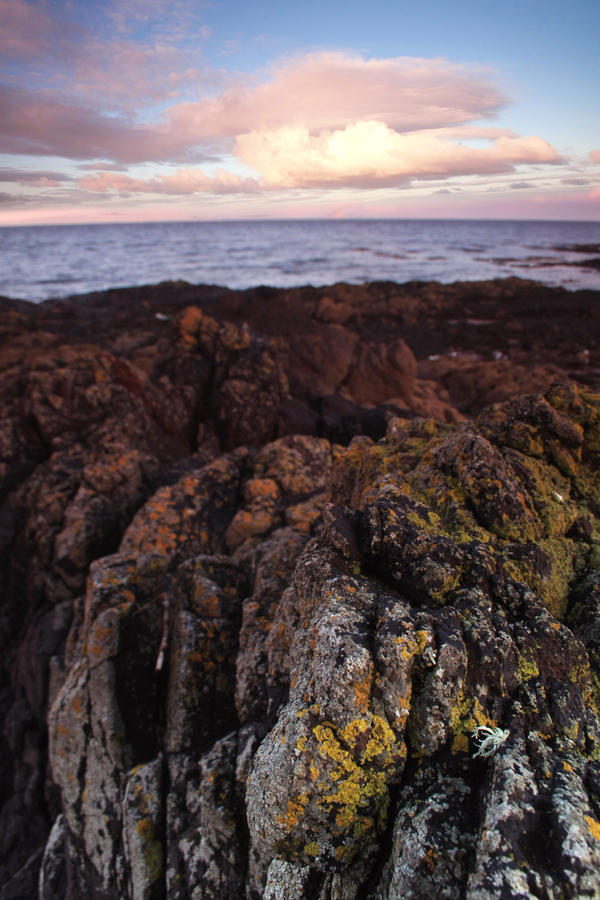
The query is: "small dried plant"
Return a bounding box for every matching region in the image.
[471,725,510,759]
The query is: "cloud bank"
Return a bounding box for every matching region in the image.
[79,169,260,195]
[20,52,556,197]
[0,39,570,202]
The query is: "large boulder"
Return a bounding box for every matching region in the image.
[42,383,600,899]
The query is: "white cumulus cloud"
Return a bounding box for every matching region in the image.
[235,122,561,189]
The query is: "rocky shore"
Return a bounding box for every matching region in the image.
[1,277,599,899]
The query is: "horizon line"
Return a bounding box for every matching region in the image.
[2,215,599,229]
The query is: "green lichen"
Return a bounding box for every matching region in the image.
[135,819,163,883]
[500,536,577,620]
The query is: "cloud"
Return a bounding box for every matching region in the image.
[1,0,217,112]
[0,0,73,59]
[69,41,210,109]
[235,122,560,188]
[509,181,532,189]
[79,168,260,195]
[78,162,130,172]
[590,150,600,163]
[0,48,563,195]
[0,52,519,166]
[0,85,219,163]
[78,125,560,198]
[162,53,509,142]
[0,167,72,186]
[104,0,210,41]
[561,177,589,185]
[0,189,35,205]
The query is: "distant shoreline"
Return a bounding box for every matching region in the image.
[2,272,600,309]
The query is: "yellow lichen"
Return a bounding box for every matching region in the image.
[517,649,540,682]
[451,733,470,754]
[394,628,429,661]
[306,713,402,850]
[450,694,498,748]
[304,841,320,857]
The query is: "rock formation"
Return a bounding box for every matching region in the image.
[0,278,599,898]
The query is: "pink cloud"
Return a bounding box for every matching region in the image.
[0,49,565,198]
[78,162,129,172]
[68,37,218,111]
[0,85,217,163]
[590,150,600,163]
[77,125,560,198]
[162,53,509,143]
[0,0,65,58]
[0,53,516,166]
[105,0,210,41]
[1,0,216,112]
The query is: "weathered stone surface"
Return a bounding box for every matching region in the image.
[42,430,335,898]
[39,814,67,900]
[123,759,164,900]
[0,337,193,893]
[177,305,290,450]
[1,282,600,898]
[244,383,600,897]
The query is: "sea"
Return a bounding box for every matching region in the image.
[1,218,599,303]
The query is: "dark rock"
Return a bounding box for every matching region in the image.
[575,258,600,270]
[1,280,600,898]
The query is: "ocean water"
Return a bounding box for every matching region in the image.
[0,218,599,303]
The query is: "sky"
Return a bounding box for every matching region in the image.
[1,0,599,225]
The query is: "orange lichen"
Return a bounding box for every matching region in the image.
[353,668,373,714]
[276,794,309,831]
[584,815,600,842]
